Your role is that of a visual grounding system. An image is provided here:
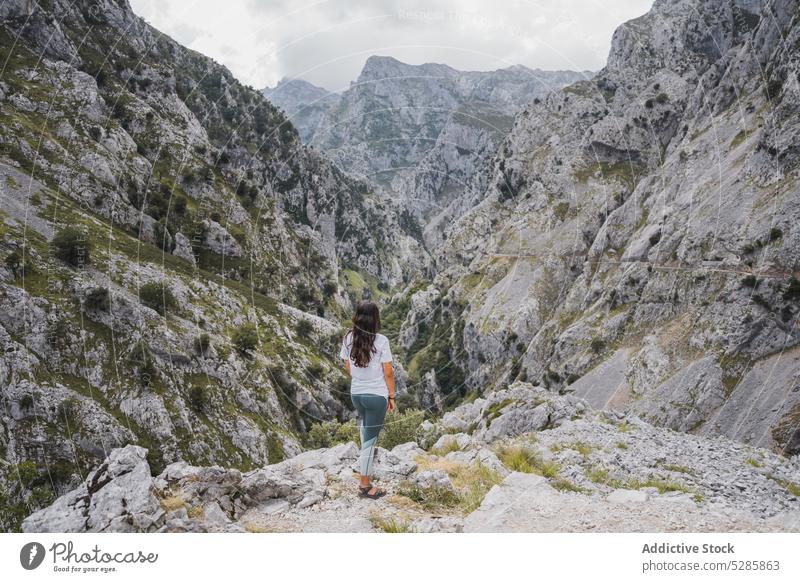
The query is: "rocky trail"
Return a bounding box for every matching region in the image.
[22,384,800,533]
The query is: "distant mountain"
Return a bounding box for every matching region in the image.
[263,56,589,245]
[263,79,340,143]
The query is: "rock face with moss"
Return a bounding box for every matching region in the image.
[398,0,800,455]
[22,383,800,533]
[0,0,428,529]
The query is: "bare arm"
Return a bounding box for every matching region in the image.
[383,362,396,411]
[344,360,351,376]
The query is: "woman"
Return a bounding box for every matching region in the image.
[339,301,396,499]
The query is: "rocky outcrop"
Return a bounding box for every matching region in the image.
[23,384,800,533]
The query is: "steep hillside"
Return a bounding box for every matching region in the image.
[397,0,800,455]
[0,0,426,529]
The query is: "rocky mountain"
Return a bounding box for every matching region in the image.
[266,58,589,245]
[21,383,800,532]
[263,79,340,143]
[394,0,800,458]
[4,0,800,534]
[0,0,427,530]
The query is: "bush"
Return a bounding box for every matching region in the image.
[19,394,34,410]
[378,409,425,449]
[306,362,324,378]
[741,275,760,288]
[84,287,110,311]
[4,250,30,278]
[128,340,157,386]
[295,319,314,340]
[139,281,177,315]
[51,226,91,267]
[396,392,418,411]
[232,324,259,354]
[307,419,359,449]
[189,385,209,413]
[322,281,338,298]
[193,333,211,355]
[590,336,606,354]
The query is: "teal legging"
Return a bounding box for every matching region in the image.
[351,393,387,477]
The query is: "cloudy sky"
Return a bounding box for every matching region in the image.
[130,0,652,92]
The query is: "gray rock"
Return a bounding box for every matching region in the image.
[608,489,650,504]
[22,445,163,533]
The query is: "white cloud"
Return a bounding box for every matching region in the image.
[130,0,653,91]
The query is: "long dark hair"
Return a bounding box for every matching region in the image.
[349,301,380,367]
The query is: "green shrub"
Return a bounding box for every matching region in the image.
[193,333,211,355]
[139,281,177,315]
[295,319,314,340]
[379,409,425,449]
[232,324,259,354]
[4,250,30,278]
[590,336,606,353]
[51,226,92,267]
[307,419,359,449]
[322,281,338,298]
[84,287,110,311]
[128,340,158,386]
[306,362,324,378]
[19,394,34,410]
[189,385,209,413]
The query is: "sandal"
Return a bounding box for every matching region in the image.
[358,484,386,499]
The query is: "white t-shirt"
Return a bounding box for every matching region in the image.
[339,332,393,396]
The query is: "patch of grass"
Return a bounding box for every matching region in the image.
[497,445,562,479]
[160,495,187,512]
[550,478,589,493]
[659,463,694,475]
[243,522,277,533]
[745,457,762,468]
[409,457,504,513]
[395,482,461,511]
[615,442,628,450]
[497,445,538,473]
[430,439,463,456]
[485,398,513,427]
[368,514,413,533]
[187,505,204,519]
[617,421,632,433]
[767,475,800,497]
[627,478,691,494]
[585,467,691,495]
[551,441,594,458]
